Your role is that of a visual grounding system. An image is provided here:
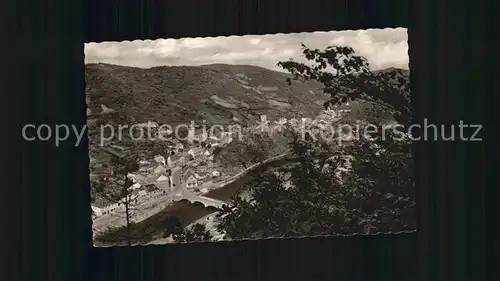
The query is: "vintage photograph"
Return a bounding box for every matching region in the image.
[85,28,415,247]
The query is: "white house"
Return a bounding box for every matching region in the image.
[185,175,199,188]
[158,128,173,139]
[212,170,221,178]
[154,155,166,166]
[137,120,159,128]
[187,126,196,143]
[221,132,233,143]
[153,164,167,175]
[128,182,142,190]
[156,174,169,182]
[187,149,195,159]
[175,142,184,152]
[187,147,204,159]
[91,193,138,217]
[91,199,118,217]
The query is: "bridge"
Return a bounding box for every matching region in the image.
[173,191,229,209]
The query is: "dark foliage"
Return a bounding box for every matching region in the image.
[172,223,213,243]
[215,126,415,239]
[277,43,411,126]
[210,45,415,240]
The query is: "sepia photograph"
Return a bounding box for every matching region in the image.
[85,28,415,247]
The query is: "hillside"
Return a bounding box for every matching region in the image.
[85,63,409,177]
[85,63,330,128]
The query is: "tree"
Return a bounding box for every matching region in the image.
[213,131,281,170]
[171,223,213,243]
[129,139,173,160]
[340,127,415,233]
[212,46,415,239]
[277,44,411,126]
[162,216,184,238]
[215,126,415,239]
[93,155,143,246]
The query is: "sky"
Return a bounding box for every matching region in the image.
[84,28,408,72]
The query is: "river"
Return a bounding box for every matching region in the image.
[94,156,298,246]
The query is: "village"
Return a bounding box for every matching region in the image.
[89,104,355,234]
[89,121,237,232]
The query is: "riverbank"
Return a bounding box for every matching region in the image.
[94,154,299,246]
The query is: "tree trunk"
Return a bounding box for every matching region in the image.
[125,202,132,246]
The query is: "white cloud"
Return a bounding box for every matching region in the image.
[209,48,273,62]
[181,37,227,49]
[282,49,296,56]
[84,28,408,71]
[249,38,262,45]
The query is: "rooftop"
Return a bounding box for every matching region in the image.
[92,195,115,208]
[133,173,165,186]
[144,184,160,193]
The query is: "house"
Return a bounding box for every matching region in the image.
[91,193,138,217]
[187,147,204,159]
[182,167,197,182]
[137,189,148,197]
[185,175,206,188]
[154,155,166,166]
[187,127,196,143]
[139,164,155,173]
[158,128,173,139]
[144,184,159,193]
[133,173,170,190]
[153,164,167,175]
[91,197,117,217]
[197,131,209,143]
[168,153,185,167]
[137,120,159,128]
[220,132,233,143]
[212,170,221,178]
[198,174,212,184]
[185,175,199,188]
[154,179,171,191]
[156,174,169,182]
[128,182,141,190]
[175,143,184,152]
[194,172,205,180]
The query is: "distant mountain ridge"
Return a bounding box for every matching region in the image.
[85,63,409,178]
[86,63,408,128]
[85,63,332,128]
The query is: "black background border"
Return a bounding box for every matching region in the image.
[1,0,488,280]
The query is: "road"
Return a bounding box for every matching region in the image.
[92,181,226,235]
[92,193,175,235]
[92,153,291,235]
